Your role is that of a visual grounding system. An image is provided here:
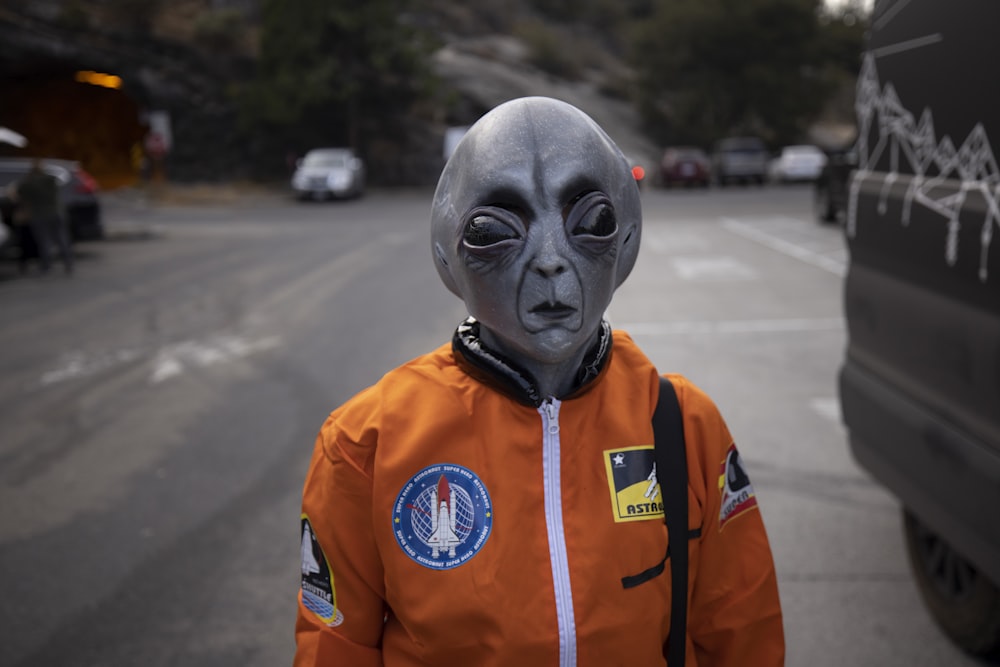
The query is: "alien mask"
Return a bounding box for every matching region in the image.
[430,97,642,373]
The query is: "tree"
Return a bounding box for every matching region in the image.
[235,0,439,178]
[631,0,863,148]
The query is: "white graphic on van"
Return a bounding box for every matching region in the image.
[848,52,999,283]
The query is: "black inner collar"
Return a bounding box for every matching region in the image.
[451,317,613,406]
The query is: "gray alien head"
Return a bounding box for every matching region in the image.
[430,96,642,374]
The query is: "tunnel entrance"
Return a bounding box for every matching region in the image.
[1,63,147,189]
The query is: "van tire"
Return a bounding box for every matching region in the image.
[903,509,1000,660]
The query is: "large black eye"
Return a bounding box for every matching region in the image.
[463,213,521,247]
[568,192,617,237]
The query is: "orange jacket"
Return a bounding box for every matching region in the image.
[295,331,784,666]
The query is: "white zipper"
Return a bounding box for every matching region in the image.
[540,397,577,667]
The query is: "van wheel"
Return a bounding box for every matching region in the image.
[903,510,1000,660]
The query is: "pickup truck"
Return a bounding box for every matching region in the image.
[839,0,1000,658]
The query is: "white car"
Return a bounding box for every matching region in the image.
[767,145,827,183]
[291,148,365,200]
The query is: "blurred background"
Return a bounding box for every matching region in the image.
[0,0,869,189]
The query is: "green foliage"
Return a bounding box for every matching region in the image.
[533,0,648,28]
[514,20,582,80]
[192,8,245,54]
[56,1,92,31]
[818,5,868,73]
[234,0,440,177]
[104,0,161,33]
[631,0,866,148]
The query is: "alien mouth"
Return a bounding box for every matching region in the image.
[529,302,577,317]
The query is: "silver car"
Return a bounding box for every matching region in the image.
[291,148,365,200]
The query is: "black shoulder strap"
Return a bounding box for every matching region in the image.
[654,376,689,666]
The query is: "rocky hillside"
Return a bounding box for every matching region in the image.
[431,35,660,172]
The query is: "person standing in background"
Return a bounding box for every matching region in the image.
[15,158,73,275]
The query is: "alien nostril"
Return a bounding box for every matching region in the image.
[536,264,566,277]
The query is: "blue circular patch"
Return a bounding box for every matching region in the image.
[392,463,493,570]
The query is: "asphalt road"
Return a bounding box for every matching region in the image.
[0,184,984,666]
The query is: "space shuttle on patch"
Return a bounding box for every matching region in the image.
[301,523,321,575]
[427,474,461,558]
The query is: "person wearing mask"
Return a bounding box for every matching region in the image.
[294,97,784,666]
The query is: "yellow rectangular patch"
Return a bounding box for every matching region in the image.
[603,445,664,522]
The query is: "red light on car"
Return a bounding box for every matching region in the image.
[75,169,99,194]
[631,165,645,181]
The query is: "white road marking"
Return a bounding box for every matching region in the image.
[40,349,142,385]
[149,355,184,383]
[810,397,843,424]
[721,217,847,276]
[617,317,844,335]
[149,335,281,384]
[39,334,282,387]
[641,228,713,253]
[670,255,758,281]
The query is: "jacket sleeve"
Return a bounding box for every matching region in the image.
[294,399,386,667]
[672,376,785,667]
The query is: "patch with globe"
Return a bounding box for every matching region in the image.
[392,463,493,570]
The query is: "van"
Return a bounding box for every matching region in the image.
[838,0,1000,658]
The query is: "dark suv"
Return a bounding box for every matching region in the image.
[839,0,1000,658]
[710,136,768,185]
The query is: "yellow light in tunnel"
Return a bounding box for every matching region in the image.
[75,70,123,89]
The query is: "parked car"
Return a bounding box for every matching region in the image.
[443,126,469,161]
[291,148,365,200]
[839,0,1000,659]
[767,144,827,183]
[814,147,857,224]
[659,146,710,187]
[0,157,103,241]
[710,136,769,185]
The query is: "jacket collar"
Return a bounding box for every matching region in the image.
[451,317,613,407]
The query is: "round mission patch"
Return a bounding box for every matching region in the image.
[392,463,493,570]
